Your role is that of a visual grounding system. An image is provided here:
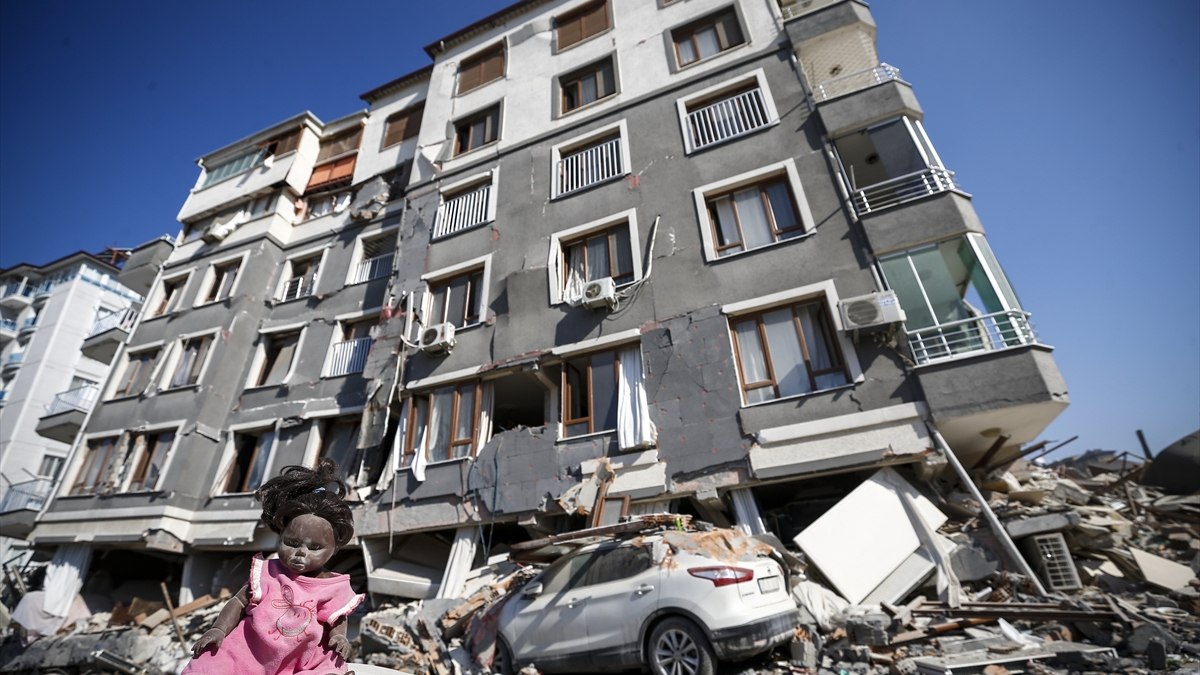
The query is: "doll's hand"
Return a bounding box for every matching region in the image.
[192,628,226,657]
[328,633,352,659]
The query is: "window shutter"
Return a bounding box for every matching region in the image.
[557,18,583,49]
[481,48,505,84]
[582,2,608,39]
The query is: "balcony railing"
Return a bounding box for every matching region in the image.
[45,384,100,416]
[0,318,15,332]
[1,282,34,300]
[907,310,1037,365]
[851,167,959,215]
[88,307,139,337]
[279,274,316,302]
[3,353,23,369]
[814,63,903,102]
[687,87,771,151]
[0,478,54,513]
[557,137,624,197]
[779,0,842,21]
[327,337,372,376]
[349,253,394,285]
[434,184,492,238]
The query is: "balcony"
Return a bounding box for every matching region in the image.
[0,282,34,309]
[36,384,99,443]
[0,478,54,538]
[851,167,959,215]
[556,136,624,197]
[279,275,315,302]
[2,352,22,374]
[81,307,139,363]
[434,183,492,239]
[685,87,773,152]
[0,317,15,343]
[348,253,395,285]
[327,337,372,377]
[814,63,902,102]
[17,318,37,339]
[906,310,1037,366]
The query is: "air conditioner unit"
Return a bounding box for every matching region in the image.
[839,290,906,331]
[419,322,456,354]
[581,277,617,310]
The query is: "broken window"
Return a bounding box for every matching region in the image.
[382,104,424,149]
[705,175,803,257]
[729,299,848,404]
[167,335,213,389]
[261,127,301,157]
[223,428,275,494]
[113,347,160,398]
[556,0,610,50]
[305,190,351,220]
[560,222,634,302]
[427,267,485,328]
[490,371,548,431]
[832,117,953,213]
[672,8,744,68]
[278,253,322,302]
[327,318,374,377]
[402,381,485,465]
[125,430,176,492]
[253,330,300,387]
[560,57,616,114]
[70,436,117,496]
[456,43,505,95]
[453,105,500,156]
[317,415,364,482]
[152,274,189,317]
[201,259,241,304]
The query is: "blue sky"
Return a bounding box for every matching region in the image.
[1,1,1197,458]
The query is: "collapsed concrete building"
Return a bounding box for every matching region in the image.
[2,0,1068,619]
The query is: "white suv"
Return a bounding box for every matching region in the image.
[495,527,800,675]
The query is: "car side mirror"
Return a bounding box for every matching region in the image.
[521,582,544,597]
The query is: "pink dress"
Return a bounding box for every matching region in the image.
[183,554,364,675]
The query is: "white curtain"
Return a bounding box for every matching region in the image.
[762,308,808,396]
[412,398,430,483]
[476,382,494,451]
[564,246,586,305]
[435,526,478,599]
[43,544,92,619]
[730,488,768,536]
[617,345,657,451]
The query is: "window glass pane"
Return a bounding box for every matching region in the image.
[541,552,594,594]
[797,304,847,390]
[581,73,598,105]
[591,351,617,431]
[581,546,652,587]
[613,228,633,281]
[734,318,770,386]
[917,244,972,325]
[733,187,773,250]
[586,234,609,281]
[565,360,588,422]
[712,196,742,250]
[446,275,468,326]
[466,270,483,323]
[867,119,926,179]
[430,389,454,461]
[880,255,935,328]
[677,38,697,65]
[455,385,476,444]
[431,285,448,323]
[762,308,809,397]
[322,420,360,473]
[966,235,1021,311]
[144,432,174,489]
[695,26,721,60]
[765,180,799,234]
[246,431,274,491]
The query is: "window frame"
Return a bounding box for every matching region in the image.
[554,0,612,52]
[674,68,780,155]
[456,42,506,96]
[217,423,278,495]
[669,6,747,70]
[561,347,623,439]
[547,209,643,305]
[323,310,380,378]
[558,55,619,117]
[276,247,327,302]
[163,330,217,390]
[110,344,163,399]
[246,324,305,389]
[549,119,631,200]
[345,226,398,286]
[382,103,425,150]
[122,426,181,493]
[194,251,249,307]
[400,380,484,467]
[691,159,816,261]
[68,435,119,496]
[452,103,502,157]
[421,254,492,332]
[147,271,193,319]
[433,169,499,239]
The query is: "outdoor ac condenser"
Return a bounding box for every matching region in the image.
[419,322,456,354]
[839,290,906,331]
[581,277,617,310]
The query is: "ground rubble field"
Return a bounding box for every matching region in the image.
[1,450,1197,675]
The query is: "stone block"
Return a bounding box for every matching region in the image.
[1004,511,1081,538]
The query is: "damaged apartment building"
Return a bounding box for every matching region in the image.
[11,0,1069,610]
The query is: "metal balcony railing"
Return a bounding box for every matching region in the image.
[907,310,1037,365]
[814,63,903,102]
[327,337,372,376]
[349,254,394,285]
[851,167,959,215]
[557,137,623,197]
[45,384,100,416]
[434,184,492,238]
[0,478,55,513]
[279,274,316,302]
[686,87,771,151]
[88,307,139,337]
[779,0,842,21]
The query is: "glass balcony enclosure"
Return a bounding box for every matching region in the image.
[833,116,958,214]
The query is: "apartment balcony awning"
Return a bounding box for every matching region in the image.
[28,513,259,549]
[81,307,139,364]
[0,478,54,539]
[36,384,99,443]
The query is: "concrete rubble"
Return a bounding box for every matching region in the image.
[1,448,1198,674]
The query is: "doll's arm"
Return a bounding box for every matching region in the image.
[326,616,351,660]
[191,585,250,657]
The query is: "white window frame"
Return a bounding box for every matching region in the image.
[212,420,280,496]
[549,119,631,200]
[106,339,166,400]
[721,279,864,407]
[146,269,194,319]
[547,208,643,305]
[275,245,329,303]
[63,430,123,497]
[193,250,250,307]
[433,169,499,239]
[118,421,185,493]
[160,328,219,391]
[322,308,381,378]
[344,225,399,286]
[244,322,308,390]
[299,405,366,468]
[675,68,780,154]
[420,254,493,333]
[691,158,816,262]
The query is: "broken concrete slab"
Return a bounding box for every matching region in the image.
[1003,510,1081,538]
[1130,547,1198,592]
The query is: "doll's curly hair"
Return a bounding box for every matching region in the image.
[255,458,355,548]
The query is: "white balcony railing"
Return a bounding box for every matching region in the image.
[907,310,1037,365]
[45,384,100,416]
[279,274,316,302]
[779,0,842,21]
[851,167,959,215]
[349,253,394,285]
[434,184,492,238]
[88,307,139,337]
[687,88,771,151]
[327,337,372,376]
[0,477,55,513]
[557,137,624,197]
[814,63,903,102]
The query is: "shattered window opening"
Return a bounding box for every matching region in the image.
[224,428,275,494]
[491,370,548,432]
[126,429,176,492]
[152,275,189,317]
[70,436,118,496]
[253,330,300,387]
[201,260,241,304]
[113,347,161,398]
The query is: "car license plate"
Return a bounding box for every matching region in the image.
[757,575,781,593]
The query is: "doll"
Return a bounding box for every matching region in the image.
[183,459,364,675]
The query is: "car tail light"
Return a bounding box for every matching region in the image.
[687,566,754,587]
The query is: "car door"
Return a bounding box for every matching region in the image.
[574,543,661,666]
[502,549,594,667]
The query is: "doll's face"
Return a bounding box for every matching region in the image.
[278,513,337,575]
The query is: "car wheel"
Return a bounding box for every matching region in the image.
[647,617,715,675]
[492,636,515,675]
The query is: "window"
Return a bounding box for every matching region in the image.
[125,430,175,492]
[382,104,424,149]
[167,335,213,388]
[305,190,351,220]
[308,127,362,191]
[327,318,374,376]
[403,381,482,464]
[317,416,363,477]
[551,121,630,198]
[561,224,633,302]
[672,8,745,67]
[556,0,610,50]
[70,437,117,495]
[252,330,300,387]
[878,234,1033,365]
[279,252,322,301]
[434,172,497,238]
[730,299,848,404]
[427,267,485,328]
[456,43,505,95]
[560,58,616,115]
[693,159,814,260]
[222,428,275,493]
[453,105,500,156]
[113,348,160,397]
[563,349,619,437]
[679,70,777,153]
[262,127,301,157]
[579,545,653,587]
[201,259,241,304]
[152,275,189,317]
[202,148,263,188]
[348,230,397,284]
[37,454,65,480]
